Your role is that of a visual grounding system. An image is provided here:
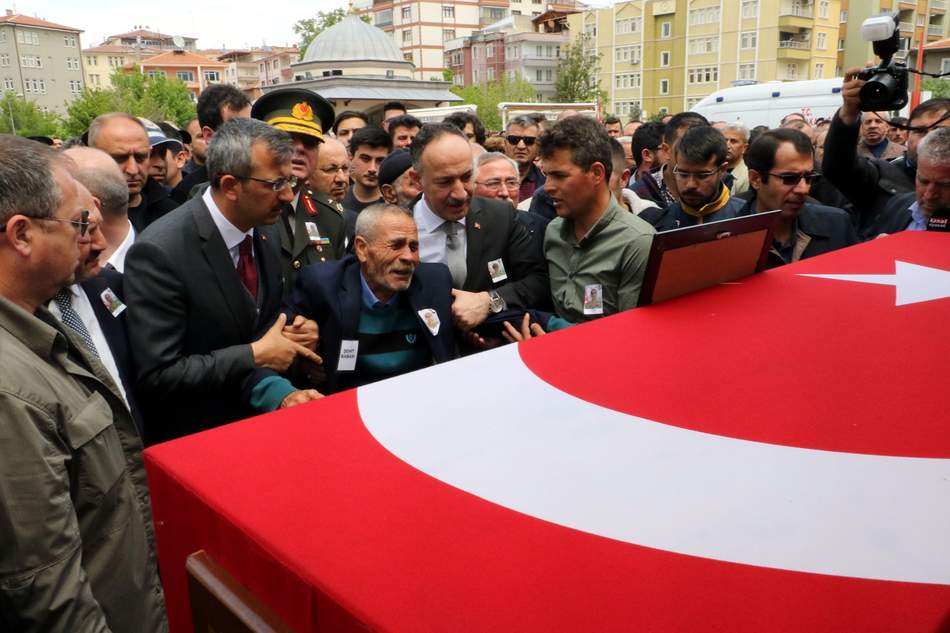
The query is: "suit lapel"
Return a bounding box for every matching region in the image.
[193,199,254,338]
[339,263,363,340]
[463,200,485,292]
[254,225,283,329]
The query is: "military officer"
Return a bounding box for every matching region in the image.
[252,88,347,296]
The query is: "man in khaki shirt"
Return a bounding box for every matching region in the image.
[541,116,655,323]
[0,137,166,633]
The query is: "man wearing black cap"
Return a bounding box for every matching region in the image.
[252,87,346,295]
[379,148,420,210]
[149,121,189,192]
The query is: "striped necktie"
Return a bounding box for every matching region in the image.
[53,288,100,359]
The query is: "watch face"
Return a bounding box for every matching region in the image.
[490,293,505,313]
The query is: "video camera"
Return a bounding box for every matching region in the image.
[856,13,909,112]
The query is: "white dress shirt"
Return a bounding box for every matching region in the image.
[49,284,128,406]
[413,196,467,265]
[105,221,136,273]
[203,187,253,267]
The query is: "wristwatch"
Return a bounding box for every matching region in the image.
[488,290,506,314]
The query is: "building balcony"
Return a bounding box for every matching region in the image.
[933,0,947,13]
[778,39,811,59]
[929,24,945,36]
[898,0,918,8]
[778,13,814,29]
[900,21,915,32]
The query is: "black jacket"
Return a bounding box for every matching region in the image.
[277,188,347,297]
[170,164,208,205]
[127,177,178,234]
[822,110,915,237]
[865,191,916,236]
[124,194,284,443]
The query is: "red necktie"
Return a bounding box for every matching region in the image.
[237,235,258,300]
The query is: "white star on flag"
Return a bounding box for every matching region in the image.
[800,261,950,306]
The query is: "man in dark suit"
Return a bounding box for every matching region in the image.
[171,84,251,204]
[125,118,322,444]
[739,128,857,268]
[409,123,549,332]
[252,87,347,295]
[283,203,456,393]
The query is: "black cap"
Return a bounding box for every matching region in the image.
[251,87,334,141]
[378,149,413,186]
[159,120,191,145]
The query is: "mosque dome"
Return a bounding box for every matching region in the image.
[301,15,405,64]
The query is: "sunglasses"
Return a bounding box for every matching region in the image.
[768,171,821,186]
[506,135,537,147]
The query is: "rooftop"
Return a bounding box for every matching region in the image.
[301,15,406,65]
[0,13,81,32]
[140,50,227,67]
[108,28,195,41]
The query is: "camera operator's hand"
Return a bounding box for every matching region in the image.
[840,66,871,126]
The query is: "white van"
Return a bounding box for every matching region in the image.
[691,79,844,128]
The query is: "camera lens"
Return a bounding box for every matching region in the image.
[859,72,898,110]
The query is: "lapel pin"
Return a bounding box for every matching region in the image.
[474,222,481,230]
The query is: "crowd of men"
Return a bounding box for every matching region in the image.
[2,64,949,630]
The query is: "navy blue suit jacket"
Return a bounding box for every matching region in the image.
[286,255,457,394]
[80,267,144,434]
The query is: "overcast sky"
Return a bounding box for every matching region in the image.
[17,0,351,50]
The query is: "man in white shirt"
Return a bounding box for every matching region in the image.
[64,146,135,271]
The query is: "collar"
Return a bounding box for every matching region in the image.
[359,270,399,310]
[414,196,466,235]
[106,221,135,272]
[0,295,67,363]
[561,196,622,246]
[203,187,253,251]
[909,201,928,229]
[680,183,731,219]
[524,162,543,183]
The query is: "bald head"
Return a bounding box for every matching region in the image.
[63,146,130,218]
[313,137,350,203]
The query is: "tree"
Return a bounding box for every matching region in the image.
[62,67,195,138]
[921,77,950,100]
[554,35,607,106]
[293,10,372,57]
[451,76,536,131]
[0,91,64,137]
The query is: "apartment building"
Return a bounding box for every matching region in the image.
[838,0,947,76]
[103,28,198,52]
[356,0,578,80]
[0,11,83,114]
[137,50,227,100]
[82,45,160,90]
[569,0,841,118]
[219,47,298,101]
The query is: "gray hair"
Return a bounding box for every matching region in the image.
[474,151,518,181]
[206,118,294,188]
[65,147,130,218]
[355,202,415,242]
[724,123,749,142]
[0,136,65,225]
[87,112,146,148]
[917,127,950,165]
[506,115,539,132]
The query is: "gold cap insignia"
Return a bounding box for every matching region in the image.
[291,102,314,121]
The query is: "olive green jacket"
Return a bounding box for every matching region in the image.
[0,296,167,633]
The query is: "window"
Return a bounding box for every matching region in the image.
[585,23,597,38]
[816,32,827,49]
[64,34,78,47]
[0,54,8,67]
[814,63,824,78]
[403,52,413,62]
[402,29,412,43]
[487,67,494,81]
[785,63,798,79]
[615,100,641,117]
[536,44,543,56]
[402,6,411,19]
[738,63,756,80]
[69,79,82,94]
[614,72,642,89]
[688,37,718,54]
[838,38,845,51]
[546,45,553,57]
[89,73,100,87]
[660,50,670,66]
[740,31,757,49]
[16,30,39,45]
[819,0,829,19]
[0,31,5,43]
[742,1,759,19]
[20,55,42,68]
[941,58,950,75]
[2,77,13,90]
[66,57,80,70]
[689,7,720,26]
[176,70,195,82]
[546,69,553,81]
[24,78,46,94]
[443,29,455,41]
[487,45,494,58]
[147,70,165,79]
[840,10,847,23]
[536,69,543,81]
[204,70,220,82]
[661,22,672,38]
[687,66,719,84]
[108,56,124,68]
[615,17,642,35]
[615,45,641,64]
[659,79,670,95]
[443,5,454,18]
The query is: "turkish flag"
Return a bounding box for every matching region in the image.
[145,232,950,633]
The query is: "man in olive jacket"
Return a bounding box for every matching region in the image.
[0,137,167,632]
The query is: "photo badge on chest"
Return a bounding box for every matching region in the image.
[583,283,604,316]
[488,258,508,284]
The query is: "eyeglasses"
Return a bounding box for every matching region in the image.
[236,174,298,191]
[672,167,720,181]
[506,135,537,147]
[768,171,821,186]
[1,209,91,237]
[476,178,520,191]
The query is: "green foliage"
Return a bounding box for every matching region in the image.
[0,91,64,137]
[293,10,372,57]
[62,67,195,138]
[554,35,607,105]
[921,77,950,100]
[450,76,536,131]
[443,68,455,82]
